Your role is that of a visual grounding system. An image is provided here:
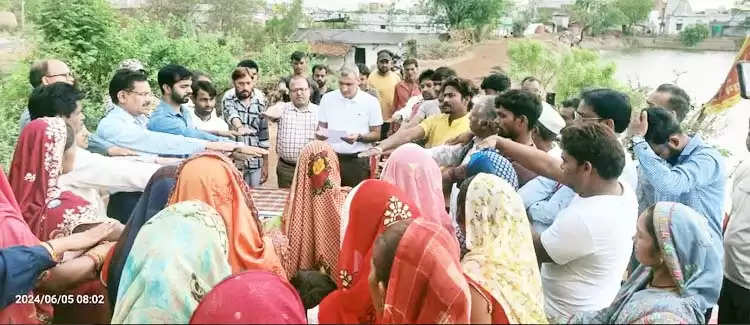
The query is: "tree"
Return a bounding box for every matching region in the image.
[427,0,509,31]
[572,0,625,42]
[614,0,653,34]
[680,24,710,47]
[205,0,265,37]
[265,0,306,41]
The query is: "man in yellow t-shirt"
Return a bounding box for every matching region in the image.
[368,50,401,139]
[361,77,473,157]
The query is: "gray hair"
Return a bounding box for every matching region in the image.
[474,95,498,121]
[339,65,360,79]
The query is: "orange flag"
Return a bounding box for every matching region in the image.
[704,36,750,114]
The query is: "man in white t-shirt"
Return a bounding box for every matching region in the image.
[533,123,637,321]
[315,65,383,186]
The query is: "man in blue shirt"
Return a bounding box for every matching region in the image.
[96,69,248,157]
[629,107,726,241]
[148,64,229,142]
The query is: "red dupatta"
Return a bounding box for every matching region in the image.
[381,218,470,324]
[9,117,106,241]
[0,167,51,324]
[318,180,421,324]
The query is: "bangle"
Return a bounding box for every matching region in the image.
[84,252,102,272]
[41,242,60,263]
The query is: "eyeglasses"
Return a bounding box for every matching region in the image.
[290,88,308,93]
[574,111,603,122]
[126,90,152,97]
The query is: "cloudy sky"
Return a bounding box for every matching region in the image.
[289,0,735,11]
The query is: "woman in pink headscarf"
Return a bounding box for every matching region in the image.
[380,143,454,234]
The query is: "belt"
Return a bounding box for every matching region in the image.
[279,157,297,166]
[336,152,363,159]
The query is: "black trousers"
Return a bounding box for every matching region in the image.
[337,153,370,187]
[107,191,143,224]
[719,277,750,324]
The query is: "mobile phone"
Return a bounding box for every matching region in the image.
[546,92,556,106]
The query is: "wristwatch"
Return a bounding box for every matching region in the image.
[631,136,646,145]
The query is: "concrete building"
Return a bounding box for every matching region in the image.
[661,0,731,35]
[292,28,438,70]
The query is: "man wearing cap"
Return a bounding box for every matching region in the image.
[368,50,401,139]
[518,104,574,233]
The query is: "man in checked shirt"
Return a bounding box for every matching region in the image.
[264,75,319,188]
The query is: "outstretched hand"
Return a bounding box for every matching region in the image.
[628,110,649,138]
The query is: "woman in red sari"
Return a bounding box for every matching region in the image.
[317,180,421,324]
[369,218,471,324]
[8,117,119,323]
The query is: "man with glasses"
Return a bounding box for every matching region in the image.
[96,69,254,157]
[264,75,319,188]
[21,59,76,129]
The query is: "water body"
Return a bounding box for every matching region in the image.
[602,48,750,166]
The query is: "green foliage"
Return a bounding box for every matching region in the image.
[416,40,469,60]
[427,0,509,32]
[573,0,625,37]
[614,0,653,34]
[680,24,710,47]
[265,0,306,41]
[507,39,645,107]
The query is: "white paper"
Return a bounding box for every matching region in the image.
[326,129,348,144]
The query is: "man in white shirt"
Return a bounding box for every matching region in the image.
[190,80,233,135]
[533,123,637,321]
[315,65,382,187]
[265,75,320,188]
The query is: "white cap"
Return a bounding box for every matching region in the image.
[539,102,566,135]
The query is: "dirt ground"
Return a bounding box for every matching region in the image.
[420,39,513,85]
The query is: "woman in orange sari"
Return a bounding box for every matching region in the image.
[317,180,421,324]
[282,141,346,276]
[168,152,285,278]
[369,218,471,324]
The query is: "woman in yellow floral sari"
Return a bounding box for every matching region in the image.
[458,173,547,324]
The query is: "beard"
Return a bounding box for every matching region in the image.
[237,90,251,100]
[171,91,190,104]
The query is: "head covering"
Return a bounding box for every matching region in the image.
[282,141,344,276]
[107,166,177,307]
[9,117,112,241]
[570,202,723,324]
[377,51,393,61]
[381,218,470,324]
[539,102,565,135]
[117,59,146,72]
[0,168,52,324]
[318,180,422,324]
[111,201,232,323]
[190,270,306,324]
[168,152,285,278]
[462,173,547,323]
[466,149,519,189]
[381,143,454,233]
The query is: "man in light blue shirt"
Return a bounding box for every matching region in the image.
[148,64,229,142]
[629,107,726,240]
[97,69,240,157]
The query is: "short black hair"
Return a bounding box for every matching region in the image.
[290,51,306,62]
[289,270,337,310]
[432,66,457,82]
[157,64,192,94]
[312,64,328,74]
[656,83,690,103]
[28,82,83,120]
[645,107,682,145]
[441,77,475,100]
[377,49,394,58]
[237,59,260,72]
[562,97,580,109]
[191,80,217,98]
[403,58,418,68]
[29,61,48,88]
[357,63,370,76]
[109,69,149,104]
[522,76,541,84]
[418,69,434,83]
[481,73,511,93]
[561,123,625,180]
[495,89,543,130]
[580,88,632,133]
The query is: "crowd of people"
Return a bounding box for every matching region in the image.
[0,46,748,325]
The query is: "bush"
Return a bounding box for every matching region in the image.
[680,24,710,47]
[417,40,468,60]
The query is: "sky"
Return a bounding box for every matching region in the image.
[288,0,736,11]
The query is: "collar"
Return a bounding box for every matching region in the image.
[114,105,148,125]
[156,100,185,117]
[680,135,704,158]
[289,102,313,112]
